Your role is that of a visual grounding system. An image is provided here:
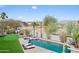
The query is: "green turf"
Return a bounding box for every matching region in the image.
[0,34,24,53]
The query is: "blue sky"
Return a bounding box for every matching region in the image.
[0,5,79,22]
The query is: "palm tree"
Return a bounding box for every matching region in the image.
[0,12,8,19]
[0,12,8,33]
[31,22,38,38]
[40,22,43,38]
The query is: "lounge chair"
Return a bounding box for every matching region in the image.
[26,45,35,49]
[24,37,30,40]
[26,43,32,46]
[22,44,35,50]
[24,43,32,46]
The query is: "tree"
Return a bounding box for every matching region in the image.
[0,12,8,19]
[45,23,58,39]
[59,29,67,43]
[65,22,74,36]
[43,16,58,39]
[44,16,57,26]
[72,23,79,48]
[6,19,21,29]
[24,29,30,37]
[0,12,8,34]
[40,22,43,38]
[72,31,79,48]
[31,22,38,38]
[58,28,68,53]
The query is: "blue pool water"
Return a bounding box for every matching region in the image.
[30,39,71,53]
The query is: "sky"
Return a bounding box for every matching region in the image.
[0,5,79,22]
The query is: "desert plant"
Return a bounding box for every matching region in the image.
[7,29,16,34]
[24,29,30,37]
[59,29,67,43]
[43,16,58,39]
[72,23,79,48]
[65,22,74,36]
[72,31,79,48]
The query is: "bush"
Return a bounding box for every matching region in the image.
[7,29,16,34]
[20,29,30,37]
[24,29,30,36]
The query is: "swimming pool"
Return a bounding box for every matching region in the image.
[30,39,71,53]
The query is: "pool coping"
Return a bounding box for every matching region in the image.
[19,37,56,53]
[31,38,79,53]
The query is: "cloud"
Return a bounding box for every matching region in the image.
[32,6,37,10]
[17,16,23,19]
[16,16,27,20]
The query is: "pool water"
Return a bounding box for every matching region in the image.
[30,39,71,53]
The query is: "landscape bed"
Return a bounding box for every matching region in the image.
[30,39,71,53]
[0,34,23,53]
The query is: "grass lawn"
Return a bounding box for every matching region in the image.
[0,34,24,53]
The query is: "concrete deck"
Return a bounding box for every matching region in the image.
[24,45,54,53]
[19,37,55,53]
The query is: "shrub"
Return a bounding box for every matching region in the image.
[7,29,16,34]
[24,29,30,36]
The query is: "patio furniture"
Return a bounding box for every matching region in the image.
[22,44,35,50]
[24,37,30,40]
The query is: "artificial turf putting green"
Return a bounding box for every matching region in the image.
[0,34,24,53]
